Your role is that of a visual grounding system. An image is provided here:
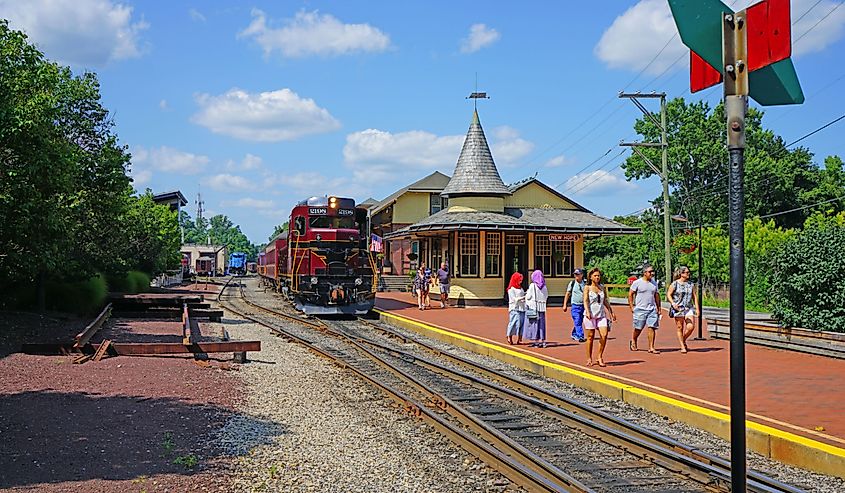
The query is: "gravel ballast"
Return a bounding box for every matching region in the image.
[209,287,518,492]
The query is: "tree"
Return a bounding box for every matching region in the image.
[268,222,288,242]
[622,98,837,229]
[121,191,181,274]
[769,224,845,332]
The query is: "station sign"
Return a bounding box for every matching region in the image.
[549,234,580,242]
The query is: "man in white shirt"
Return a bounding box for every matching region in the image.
[628,265,661,353]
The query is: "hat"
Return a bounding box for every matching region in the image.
[573,268,584,275]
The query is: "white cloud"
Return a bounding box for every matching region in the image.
[791,0,845,56]
[227,153,263,171]
[228,197,275,209]
[159,99,169,111]
[192,88,341,142]
[460,23,500,53]
[343,129,464,183]
[205,173,251,191]
[564,170,636,195]
[490,126,534,166]
[189,8,206,22]
[0,0,148,66]
[239,9,391,58]
[594,0,685,76]
[545,154,574,168]
[131,168,152,186]
[131,145,209,178]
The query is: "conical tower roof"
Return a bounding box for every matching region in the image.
[441,110,511,198]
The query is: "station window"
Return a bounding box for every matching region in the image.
[553,241,574,277]
[459,233,479,277]
[485,233,501,277]
[430,194,448,215]
[534,235,552,275]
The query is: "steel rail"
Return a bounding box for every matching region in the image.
[354,318,803,493]
[218,283,584,493]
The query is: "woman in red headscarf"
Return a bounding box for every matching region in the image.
[506,272,526,345]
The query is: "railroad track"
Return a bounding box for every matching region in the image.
[217,279,804,493]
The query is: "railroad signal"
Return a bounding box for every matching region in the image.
[670,0,804,106]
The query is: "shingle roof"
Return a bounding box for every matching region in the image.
[384,207,639,239]
[441,110,511,198]
[369,171,451,215]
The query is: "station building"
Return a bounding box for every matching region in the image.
[382,110,638,304]
[180,244,228,276]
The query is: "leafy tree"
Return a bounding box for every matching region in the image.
[622,98,838,228]
[584,212,665,283]
[121,191,181,274]
[769,224,845,332]
[268,222,288,242]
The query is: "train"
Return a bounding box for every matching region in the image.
[229,252,247,275]
[258,195,377,315]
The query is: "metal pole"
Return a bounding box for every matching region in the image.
[723,9,748,492]
[661,94,671,287]
[696,221,704,339]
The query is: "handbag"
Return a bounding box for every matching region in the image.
[525,285,539,319]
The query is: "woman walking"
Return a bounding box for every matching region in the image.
[666,266,700,353]
[506,272,526,345]
[583,268,616,367]
[524,270,549,348]
[413,266,429,310]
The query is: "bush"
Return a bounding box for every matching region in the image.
[769,225,845,332]
[45,275,109,314]
[107,271,151,293]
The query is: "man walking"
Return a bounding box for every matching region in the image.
[562,268,586,342]
[436,262,450,308]
[629,264,662,353]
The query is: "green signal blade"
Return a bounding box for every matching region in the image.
[668,0,733,70]
[749,58,805,106]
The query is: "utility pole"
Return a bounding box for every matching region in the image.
[620,92,671,285]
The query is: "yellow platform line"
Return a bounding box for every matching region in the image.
[375,308,845,479]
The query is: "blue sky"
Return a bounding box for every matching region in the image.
[2,0,844,242]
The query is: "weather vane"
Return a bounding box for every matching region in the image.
[466,72,490,110]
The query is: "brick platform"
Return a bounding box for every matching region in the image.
[375,291,845,476]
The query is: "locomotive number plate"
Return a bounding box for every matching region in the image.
[338,209,354,216]
[309,207,327,215]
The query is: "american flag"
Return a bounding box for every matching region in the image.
[370,234,383,253]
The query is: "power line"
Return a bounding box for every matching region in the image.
[553,148,614,189]
[557,150,627,194]
[793,0,826,25]
[793,1,844,45]
[785,112,845,147]
[565,160,627,196]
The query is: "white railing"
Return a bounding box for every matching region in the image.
[151,271,183,288]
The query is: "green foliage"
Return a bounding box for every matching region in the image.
[584,212,664,283]
[108,271,151,293]
[623,98,844,229]
[0,21,179,311]
[769,225,845,332]
[121,191,180,275]
[181,212,260,261]
[43,275,109,314]
[268,222,288,242]
[173,454,198,469]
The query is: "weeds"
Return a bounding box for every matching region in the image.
[161,432,174,455]
[173,454,199,469]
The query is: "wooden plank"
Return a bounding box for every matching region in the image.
[93,340,112,361]
[73,303,112,349]
[23,341,261,355]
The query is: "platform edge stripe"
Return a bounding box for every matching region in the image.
[373,308,845,460]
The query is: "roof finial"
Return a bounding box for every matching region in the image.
[466,72,489,112]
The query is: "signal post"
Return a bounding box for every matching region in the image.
[668,0,804,491]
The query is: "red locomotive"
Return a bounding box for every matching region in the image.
[258,196,377,315]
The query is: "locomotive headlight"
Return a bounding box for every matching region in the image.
[355,277,363,286]
[329,196,337,208]
[310,277,318,285]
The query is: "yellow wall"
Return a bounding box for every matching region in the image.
[448,278,505,301]
[506,182,579,209]
[393,192,432,224]
[448,196,504,212]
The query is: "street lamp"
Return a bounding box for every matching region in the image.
[671,214,704,340]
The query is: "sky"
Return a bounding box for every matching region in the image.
[2,0,844,243]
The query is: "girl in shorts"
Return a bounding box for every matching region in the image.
[667,266,700,353]
[582,268,616,367]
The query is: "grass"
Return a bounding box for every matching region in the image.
[161,432,175,455]
[173,454,199,469]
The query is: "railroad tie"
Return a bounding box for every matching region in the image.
[93,340,113,361]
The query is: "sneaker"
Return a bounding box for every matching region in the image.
[571,336,581,342]
[579,338,587,343]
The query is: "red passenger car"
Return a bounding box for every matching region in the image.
[259,196,377,315]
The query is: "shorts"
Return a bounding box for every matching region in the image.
[439,284,450,294]
[633,307,659,329]
[583,316,609,330]
[672,307,695,319]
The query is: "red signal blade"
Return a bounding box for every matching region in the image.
[691,50,722,92]
[747,0,791,72]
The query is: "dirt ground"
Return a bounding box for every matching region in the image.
[0,310,258,492]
